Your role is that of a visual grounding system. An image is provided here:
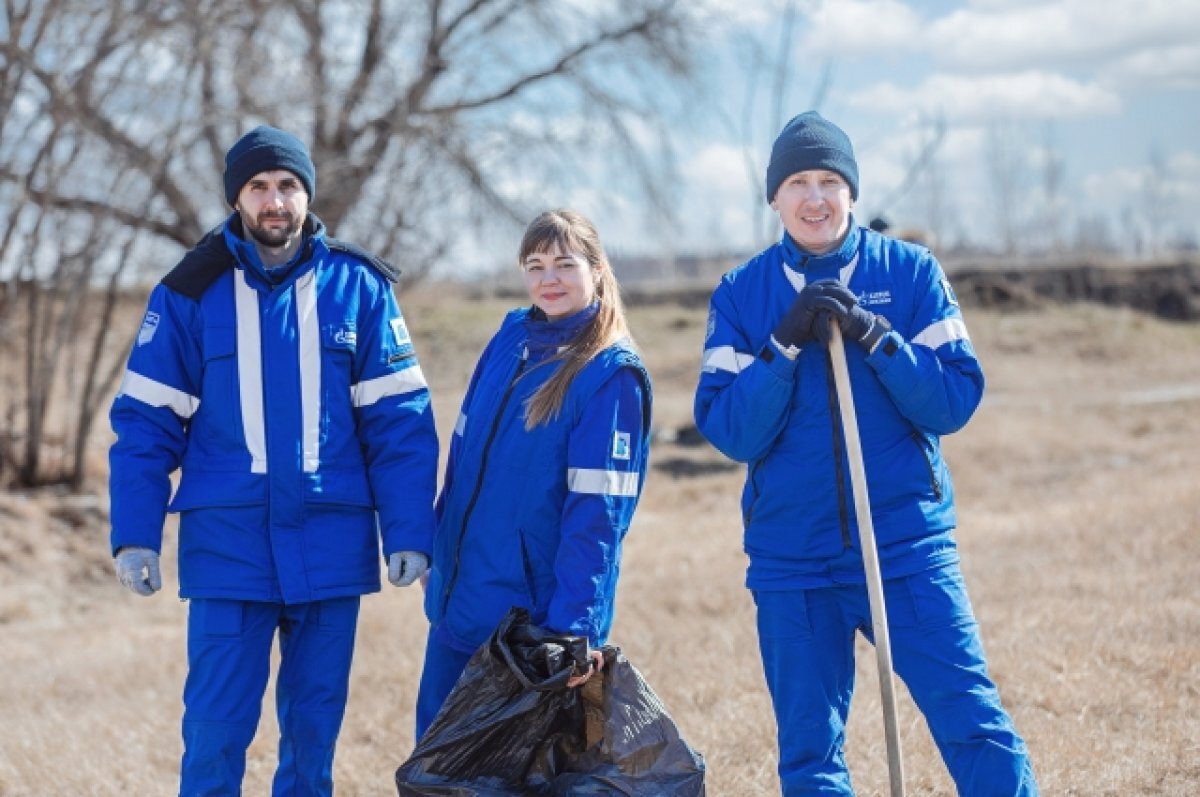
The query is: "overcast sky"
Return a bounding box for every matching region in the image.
[550,0,1200,263]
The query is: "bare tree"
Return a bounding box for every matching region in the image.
[0,0,700,488]
[1141,145,1169,258]
[1040,122,1066,255]
[871,113,947,241]
[1074,212,1118,257]
[4,0,697,277]
[918,120,950,250]
[712,0,833,252]
[984,119,1026,256]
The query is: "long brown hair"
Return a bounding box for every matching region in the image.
[519,209,633,430]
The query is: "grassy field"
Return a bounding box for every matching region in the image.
[1,287,1197,795]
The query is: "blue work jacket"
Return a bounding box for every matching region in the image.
[425,306,651,651]
[109,214,438,603]
[694,222,984,588]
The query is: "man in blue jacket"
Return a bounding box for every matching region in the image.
[109,125,438,796]
[694,112,1037,795]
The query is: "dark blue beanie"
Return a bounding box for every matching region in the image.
[223,125,316,206]
[765,111,858,202]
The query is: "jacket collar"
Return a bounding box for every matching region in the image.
[223,212,327,290]
[779,216,861,273]
[524,302,600,355]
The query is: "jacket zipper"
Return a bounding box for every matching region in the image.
[518,532,539,610]
[441,351,529,615]
[743,460,763,525]
[823,352,853,548]
[910,430,944,501]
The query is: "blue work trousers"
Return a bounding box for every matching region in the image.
[180,596,360,797]
[413,626,476,741]
[753,563,1038,796]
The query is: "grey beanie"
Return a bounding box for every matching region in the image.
[223,125,316,206]
[765,111,859,202]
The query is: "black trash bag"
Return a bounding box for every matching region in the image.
[396,607,706,796]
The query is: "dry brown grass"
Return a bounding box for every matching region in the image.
[1,288,1198,796]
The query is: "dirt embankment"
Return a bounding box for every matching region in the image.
[948,259,1200,321]
[619,257,1200,322]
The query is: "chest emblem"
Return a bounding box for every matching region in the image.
[859,289,892,307]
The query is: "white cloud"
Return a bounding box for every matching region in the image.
[671,144,762,251]
[783,0,1200,92]
[687,143,757,195]
[695,0,780,30]
[928,0,1200,72]
[1075,148,1200,252]
[964,0,1046,10]
[1128,150,1200,206]
[797,0,923,56]
[1099,44,1200,90]
[853,124,988,231]
[849,70,1121,121]
[550,142,764,257]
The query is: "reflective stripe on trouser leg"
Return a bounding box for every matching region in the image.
[181,599,276,796]
[752,587,858,796]
[272,596,361,797]
[883,564,1039,796]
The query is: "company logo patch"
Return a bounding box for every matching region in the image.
[334,327,357,346]
[859,289,892,307]
[941,277,959,307]
[390,317,410,346]
[612,431,631,461]
[137,311,160,346]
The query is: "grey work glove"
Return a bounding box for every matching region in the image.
[114,546,161,597]
[773,279,855,349]
[388,551,429,587]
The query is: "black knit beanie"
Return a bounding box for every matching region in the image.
[765,111,859,203]
[223,125,317,206]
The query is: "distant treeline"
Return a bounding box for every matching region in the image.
[607,257,1200,323]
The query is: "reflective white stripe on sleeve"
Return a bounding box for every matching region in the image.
[454,412,467,437]
[351,365,428,407]
[701,346,756,374]
[117,370,199,418]
[296,272,321,473]
[567,468,639,498]
[912,318,970,350]
[234,271,268,474]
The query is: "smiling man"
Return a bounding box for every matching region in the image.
[108,126,439,796]
[694,112,1038,795]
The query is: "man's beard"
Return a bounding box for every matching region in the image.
[244,211,300,249]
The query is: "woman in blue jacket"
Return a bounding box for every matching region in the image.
[416,209,652,737]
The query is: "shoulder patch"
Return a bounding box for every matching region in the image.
[390,316,411,346]
[326,237,401,283]
[137,311,160,346]
[612,431,631,461]
[940,277,959,307]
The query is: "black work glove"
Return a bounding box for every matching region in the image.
[773,279,856,350]
[823,288,890,352]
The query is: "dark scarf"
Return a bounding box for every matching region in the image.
[524,302,600,358]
